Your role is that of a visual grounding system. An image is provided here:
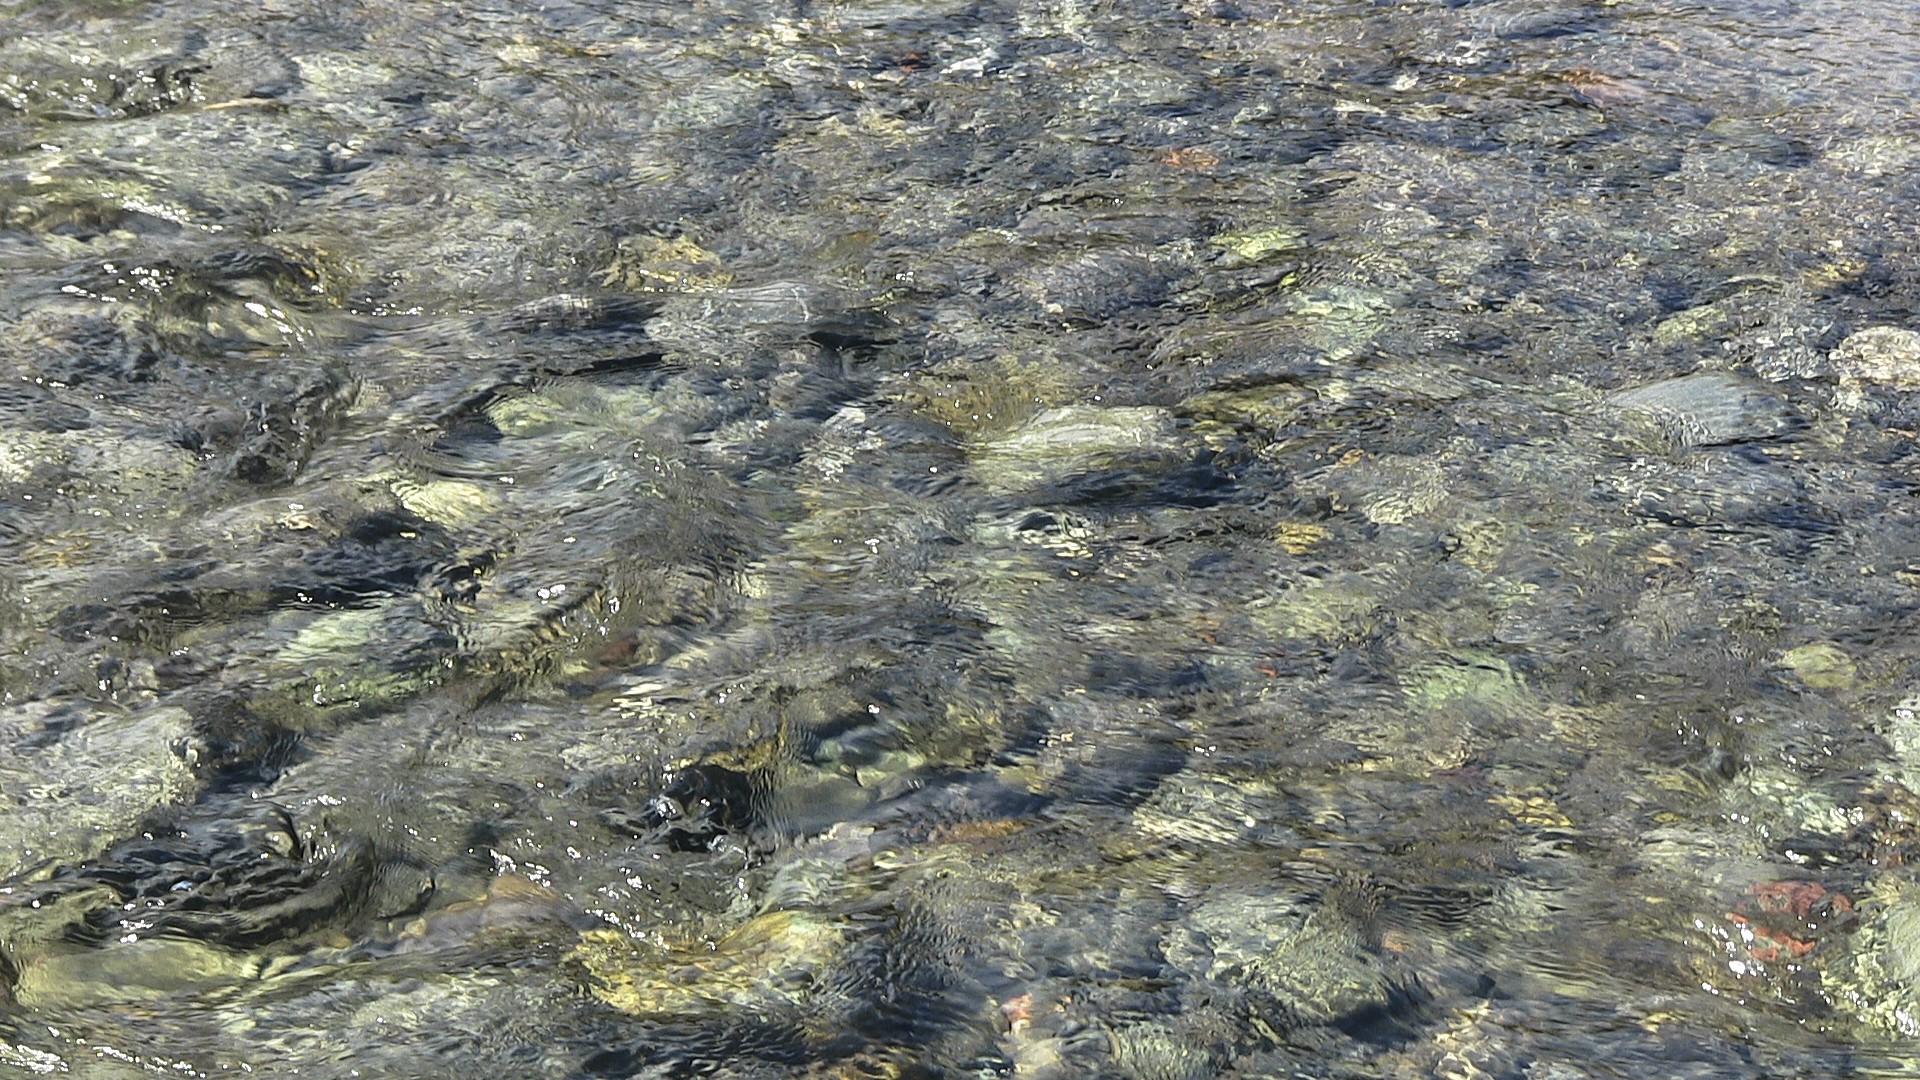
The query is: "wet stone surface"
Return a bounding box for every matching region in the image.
[6,0,1920,1075]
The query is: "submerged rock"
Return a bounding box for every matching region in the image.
[0,703,201,881]
[599,234,733,294]
[1107,1022,1217,1080]
[10,935,267,1011]
[1830,876,1920,1037]
[1013,247,1178,327]
[1774,642,1857,691]
[1165,889,1413,1028]
[1650,280,1779,347]
[969,405,1182,490]
[1832,326,1920,389]
[570,909,848,1017]
[1604,372,1801,448]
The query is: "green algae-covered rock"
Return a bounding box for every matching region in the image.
[1403,653,1530,718]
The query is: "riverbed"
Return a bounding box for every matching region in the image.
[5,0,1920,1075]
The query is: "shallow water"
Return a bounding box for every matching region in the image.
[4,0,1920,1075]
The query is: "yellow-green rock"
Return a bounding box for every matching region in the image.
[570,909,848,1016]
[1213,225,1302,263]
[1777,643,1856,690]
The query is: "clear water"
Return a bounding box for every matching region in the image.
[3,0,1920,1075]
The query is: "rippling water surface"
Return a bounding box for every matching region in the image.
[4,0,1920,1075]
